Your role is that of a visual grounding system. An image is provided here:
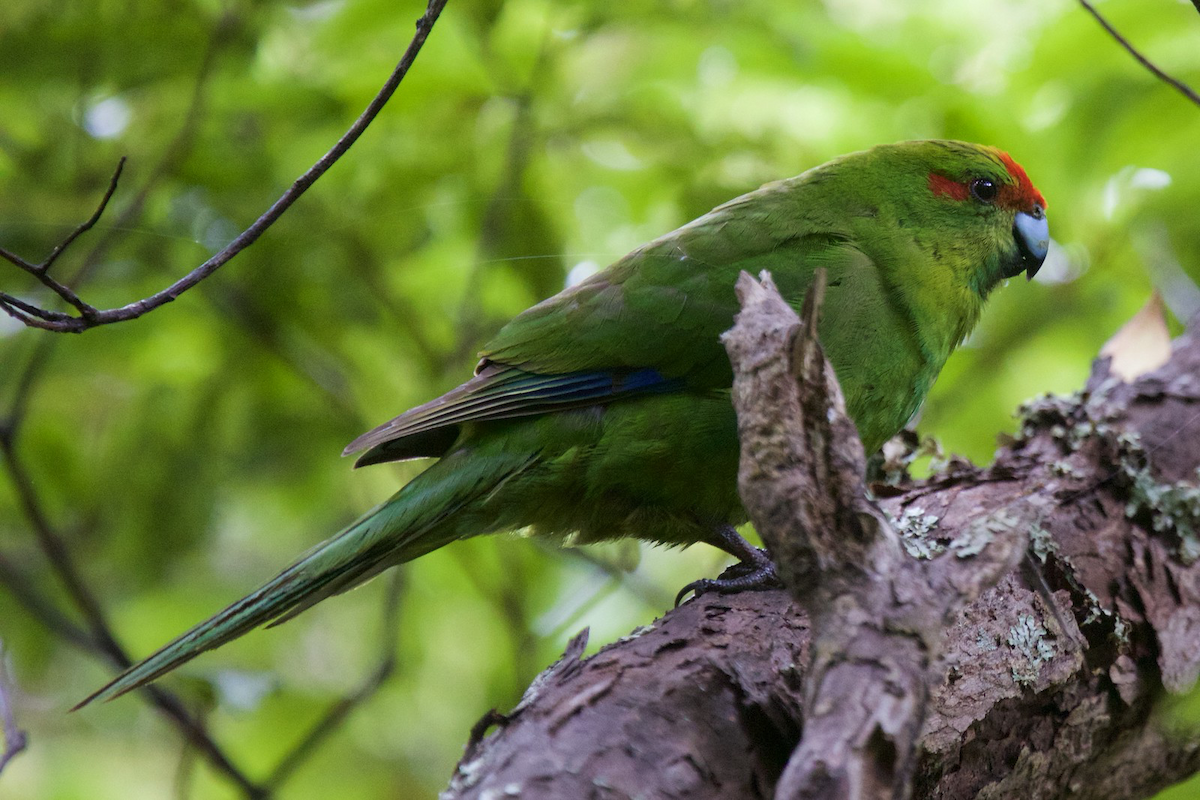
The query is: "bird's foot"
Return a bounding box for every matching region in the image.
[675,526,781,606]
[674,559,780,606]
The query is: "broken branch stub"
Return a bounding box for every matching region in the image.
[721,269,885,595]
[721,270,1031,800]
[442,298,1200,800]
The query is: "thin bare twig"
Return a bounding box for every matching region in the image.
[0,0,450,333]
[1,4,451,794]
[1,308,264,795]
[41,159,127,275]
[0,428,268,797]
[0,163,122,280]
[0,337,55,448]
[0,9,227,329]
[0,553,94,652]
[1079,0,1200,108]
[0,440,118,644]
[0,292,72,324]
[0,643,28,777]
[0,159,123,320]
[71,11,236,289]
[147,687,268,799]
[0,561,263,794]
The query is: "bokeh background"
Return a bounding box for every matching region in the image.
[2,0,1199,797]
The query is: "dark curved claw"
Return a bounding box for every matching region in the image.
[675,552,781,607]
[675,525,783,606]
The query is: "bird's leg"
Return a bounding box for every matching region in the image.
[675,525,781,606]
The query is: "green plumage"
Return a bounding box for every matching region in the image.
[78,139,1047,706]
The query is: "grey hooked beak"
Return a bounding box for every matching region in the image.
[1013,204,1049,280]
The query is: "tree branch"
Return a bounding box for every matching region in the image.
[0,431,268,796]
[0,158,122,324]
[0,10,451,788]
[0,343,267,796]
[1,398,407,797]
[0,0,450,333]
[0,156,123,318]
[441,300,1200,799]
[71,9,235,289]
[1079,0,1200,109]
[0,553,94,652]
[719,271,1030,799]
[0,11,233,333]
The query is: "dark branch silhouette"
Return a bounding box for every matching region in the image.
[1079,0,1200,108]
[0,0,450,333]
[0,3,446,796]
[0,389,268,796]
[69,10,235,292]
[1,380,407,798]
[0,27,268,789]
[0,158,126,321]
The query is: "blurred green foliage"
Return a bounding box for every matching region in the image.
[2,0,1199,797]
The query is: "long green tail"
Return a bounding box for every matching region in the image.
[75,447,533,709]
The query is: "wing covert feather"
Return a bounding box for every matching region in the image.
[347,180,886,464]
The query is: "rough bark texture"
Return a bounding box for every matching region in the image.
[724,271,1029,800]
[441,286,1200,800]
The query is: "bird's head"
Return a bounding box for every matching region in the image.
[824,139,1048,295]
[915,140,1049,284]
[815,139,1049,354]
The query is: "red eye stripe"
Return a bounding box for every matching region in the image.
[927,151,1046,211]
[928,173,969,201]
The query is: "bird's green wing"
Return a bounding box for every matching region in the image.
[347,181,870,465]
[479,182,848,381]
[344,362,684,465]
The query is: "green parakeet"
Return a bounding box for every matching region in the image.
[78,139,1048,706]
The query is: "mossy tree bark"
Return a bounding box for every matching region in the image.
[442,281,1200,800]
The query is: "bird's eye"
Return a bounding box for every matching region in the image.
[969,178,998,203]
